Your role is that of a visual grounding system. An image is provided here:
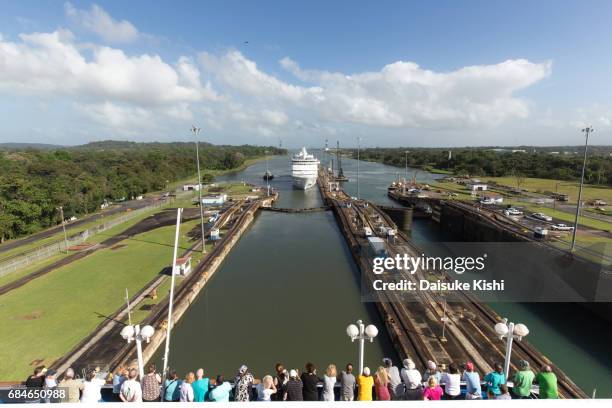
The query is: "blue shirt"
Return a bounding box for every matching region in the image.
[462,371,482,396]
[112,374,125,394]
[164,379,181,401]
[484,372,505,395]
[192,378,210,402]
[209,381,232,402]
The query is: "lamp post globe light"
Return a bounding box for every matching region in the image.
[346,319,378,376]
[494,318,529,378]
[120,324,155,379]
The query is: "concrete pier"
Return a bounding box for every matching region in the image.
[50,193,277,376]
[317,168,587,398]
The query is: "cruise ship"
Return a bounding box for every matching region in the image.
[292,147,320,189]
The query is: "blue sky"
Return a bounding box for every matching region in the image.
[1,0,611,147]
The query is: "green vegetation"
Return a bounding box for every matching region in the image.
[354,147,612,188]
[485,176,612,204]
[0,218,201,380]
[0,141,285,241]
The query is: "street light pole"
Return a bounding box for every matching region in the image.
[192,126,206,254]
[346,319,378,375]
[357,137,362,200]
[162,207,183,379]
[405,150,409,183]
[494,318,529,378]
[58,206,68,253]
[571,126,593,253]
[265,150,270,197]
[120,323,155,380]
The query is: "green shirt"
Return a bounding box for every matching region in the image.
[535,372,558,399]
[512,369,535,397]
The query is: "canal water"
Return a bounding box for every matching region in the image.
[155,151,611,396]
[151,153,397,378]
[330,152,612,397]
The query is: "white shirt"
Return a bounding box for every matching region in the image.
[81,379,105,403]
[180,382,194,402]
[323,375,337,401]
[120,379,143,402]
[261,388,275,401]
[441,373,461,396]
[400,368,422,389]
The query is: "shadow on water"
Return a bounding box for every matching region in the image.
[151,209,398,378]
[410,216,612,396]
[158,152,610,396]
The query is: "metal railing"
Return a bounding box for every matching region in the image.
[0,198,174,278]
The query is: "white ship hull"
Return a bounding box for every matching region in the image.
[292,176,317,190]
[292,147,319,190]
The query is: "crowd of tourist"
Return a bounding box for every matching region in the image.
[21,357,559,403]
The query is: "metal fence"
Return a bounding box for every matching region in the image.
[0,198,174,278]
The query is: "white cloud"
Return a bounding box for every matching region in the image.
[76,102,152,132]
[201,51,551,133]
[64,2,139,43]
[0,30,217,105]
[570,104,612,129]
[0,22,556,145]
[200,50,323,103]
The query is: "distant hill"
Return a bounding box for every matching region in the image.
[0,142,63,150]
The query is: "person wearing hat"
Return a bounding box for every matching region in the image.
[462,362,482,399]
[234,365,254,402]
[512,360,535,398]
[382,358,402,399]
[401,358,423,400]
[422,360,441,385]
[286,369,303,401]
[357,367,374,401]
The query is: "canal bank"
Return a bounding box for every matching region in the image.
[334,152,612,397]
[150,154,398,377]
[155,152,609,396]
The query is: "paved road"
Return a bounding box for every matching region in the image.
[0,196,164,255]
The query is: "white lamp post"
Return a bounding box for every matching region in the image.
[346,319,378,375]
[120,323,155,379]
[494,318,529,378]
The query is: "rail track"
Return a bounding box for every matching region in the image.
[318,168,587,398]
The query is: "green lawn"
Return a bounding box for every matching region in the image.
[0,200,178,263]
[0,219,201,381]
[507,201,612,232]
[0,204,191,288]
[0,253,68,288]
[485,176,612,205]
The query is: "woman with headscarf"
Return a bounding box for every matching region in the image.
[400,358,423,400]
[422,360,441,384]
[234,365,254,402]
[382,358,402,399]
